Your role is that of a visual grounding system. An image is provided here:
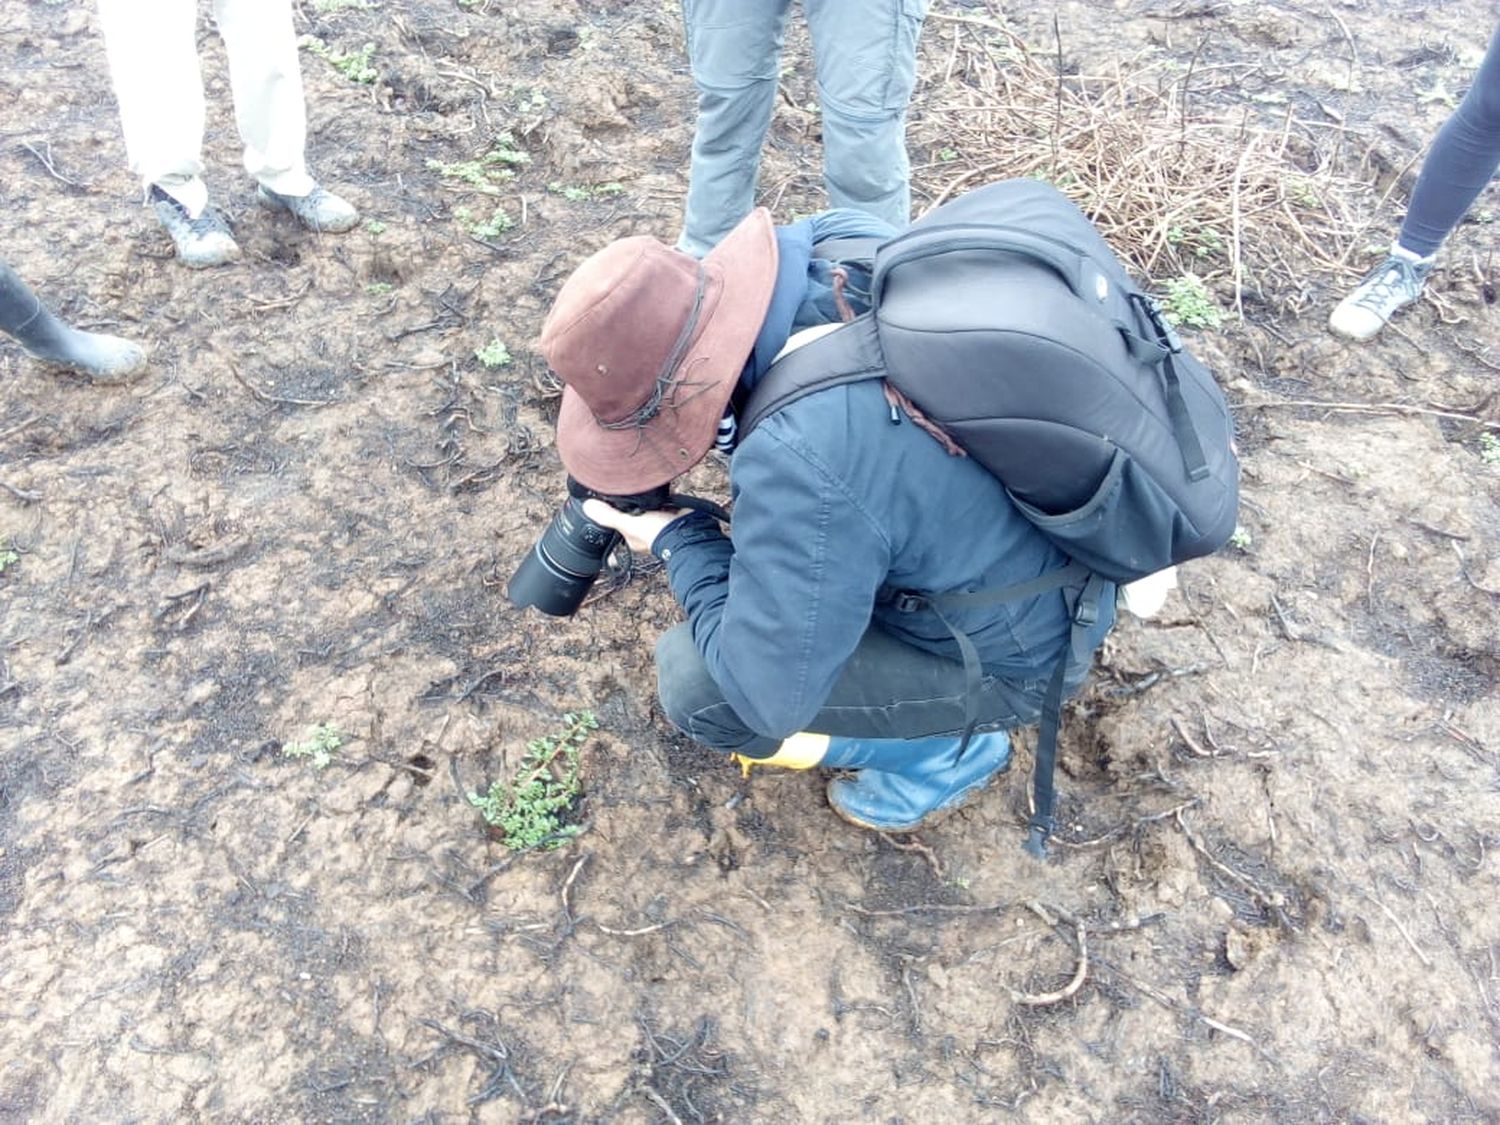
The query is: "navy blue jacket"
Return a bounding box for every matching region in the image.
[653,211,1114,740]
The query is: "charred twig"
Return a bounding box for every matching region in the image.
[153,582,211,631]
[1175,809,1293,927]
[1360,889,1432,968]
[846,901,1005,918]
[416,1015,525,1105]
[19,140,81,187]
[1451,542,1500,596]
[878,831,945,879]
[1010,901,1088,1007]
[0,478,41,503]
[228,361,339,408]
[55,610,96,665]
[1109,663,1209,698]
[166,535,250,570]
[1239,398,1500,429]
[559,853,588,925]
[0,414,41,441]
[456,666,507,702]
[1172,715,1215,758]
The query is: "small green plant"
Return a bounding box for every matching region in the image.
[1166,221,1225,261]
[1285,178,1322,210]
[466,207,514,239]
[313,0,372,11]
[364,218,387,235]
[469,711,597,849]
[0,546,19,574]
[1229,525,1253,550]
[547,181,625,203]
[475,338,512,368]
[298,36,378,84]
[1480,432,1500,465]
[1159,273,1226,330]
[937,147,959,163]
[365,281,393,295]
[283,722,343,769]
[426,134,530,195]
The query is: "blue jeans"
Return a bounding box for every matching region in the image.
[1398,25,1500,257]
[655,621,1073,757]
[678,0,929,255]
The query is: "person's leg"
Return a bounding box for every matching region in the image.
[656,621,1050,755]
[97,0,210,215]
[0,259,146,382]
[213,0,358,230]
[213,0,314,197]
[804,0,928,229]
[1331,26,1500,340]
[1397,25,1500,257]
[677,0,793,256]
[657,621,1050,829]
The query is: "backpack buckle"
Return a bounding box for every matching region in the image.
[889,590,927,614]
[1074,597,1099,627]
[1133,293,1184,355]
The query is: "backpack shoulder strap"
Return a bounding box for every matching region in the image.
[739,316,884,438]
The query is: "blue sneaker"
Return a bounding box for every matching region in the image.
[825,731,1013,833]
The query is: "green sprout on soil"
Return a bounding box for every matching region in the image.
[938,147,959,162]
[298,36,378,84]
[469,711,597,849]
[365,281,393,295]
[425,134,530,195]
[1229,525,1253,550]
[547,181,625,202]
[1159,273,1226,330]
[475,338,513,368]
[1480,432,1500,465]
[313,0,373,11]
[364,219,387,235]
[460,206,513,239]
[516,87,548,115]
[0,545,19,574]
[283,722,343,769]
[1166,221,1225,261]
[1286,178,1322,210]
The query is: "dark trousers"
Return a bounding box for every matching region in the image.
[1400,25,1500,256]
[655,622,1071,758]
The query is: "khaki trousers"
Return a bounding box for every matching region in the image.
[98,0,315,216]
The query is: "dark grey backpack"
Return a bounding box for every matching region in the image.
[741,179,1240,857]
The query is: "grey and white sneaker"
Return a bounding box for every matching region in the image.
[256,183,359,233]
[1328,246,1434,341]
[150,186,241,269]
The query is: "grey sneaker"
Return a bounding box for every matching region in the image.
[150,186,241,269]
[1329,249,1433,341]
[256,184,359,233]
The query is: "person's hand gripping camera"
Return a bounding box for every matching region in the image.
[578,499,685,554]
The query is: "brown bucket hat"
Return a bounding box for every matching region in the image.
[541,208,778,495]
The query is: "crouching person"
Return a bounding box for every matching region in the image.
[536,206,1115,834]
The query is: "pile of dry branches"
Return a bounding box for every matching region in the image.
[910,7,1389,319]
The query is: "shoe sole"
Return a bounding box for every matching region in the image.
[826,761,1011,834]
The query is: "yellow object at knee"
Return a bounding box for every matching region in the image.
[730,731,831,778]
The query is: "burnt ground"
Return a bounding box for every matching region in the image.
[1,0,1497,1120]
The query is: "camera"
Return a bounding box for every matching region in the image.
[507,477,674,617]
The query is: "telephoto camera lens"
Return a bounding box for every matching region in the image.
[506,496,621,616]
